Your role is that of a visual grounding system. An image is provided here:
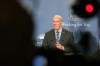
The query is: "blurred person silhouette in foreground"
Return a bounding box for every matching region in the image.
[0,0,35,66]
[77,31,99,61]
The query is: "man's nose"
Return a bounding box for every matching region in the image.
[53,23,57,25]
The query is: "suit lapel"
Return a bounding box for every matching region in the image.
[59,29,66,45]
[51,29,56,43]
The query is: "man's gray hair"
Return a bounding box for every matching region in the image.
[53,15,63,22]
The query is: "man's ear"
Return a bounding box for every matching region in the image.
[61,22,64,26]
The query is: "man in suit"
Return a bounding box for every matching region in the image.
[42,15,76,53]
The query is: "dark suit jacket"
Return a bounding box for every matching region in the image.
[42,28,76,53]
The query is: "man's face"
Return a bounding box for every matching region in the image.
[52,17,63,30]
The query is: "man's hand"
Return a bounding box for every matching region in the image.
[55,42,64,50]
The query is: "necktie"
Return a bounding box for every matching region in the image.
[56,31,59,42]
